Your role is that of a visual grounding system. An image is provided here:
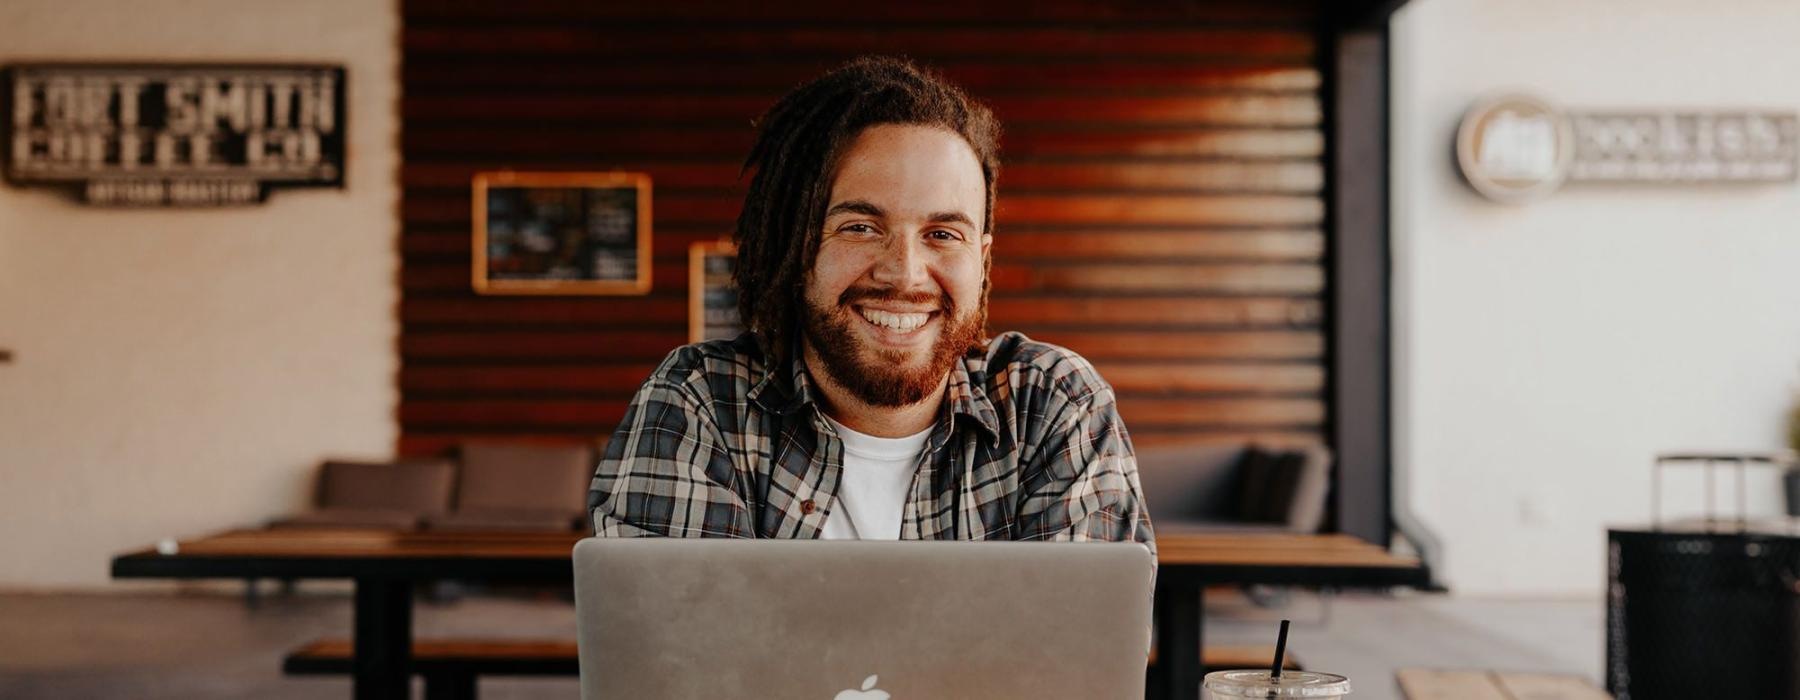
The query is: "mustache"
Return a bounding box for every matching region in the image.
[836,286,951,312]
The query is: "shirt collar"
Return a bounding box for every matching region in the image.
[744,342,810,416]
[747,335,1001,441]
[944,350,1001,440]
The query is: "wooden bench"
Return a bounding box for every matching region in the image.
[284,639,576,700]
[285,637,1299,699]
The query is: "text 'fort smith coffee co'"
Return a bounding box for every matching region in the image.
[4,64,346,206]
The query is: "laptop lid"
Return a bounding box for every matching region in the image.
[572,538,1153,700]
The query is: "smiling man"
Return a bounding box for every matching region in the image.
[587,56,1153,551]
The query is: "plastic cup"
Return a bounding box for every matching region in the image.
[1202,670,1352,699]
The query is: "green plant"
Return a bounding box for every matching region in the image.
[1790,398,1800,454]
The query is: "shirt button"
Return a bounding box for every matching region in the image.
[800,499,816,514]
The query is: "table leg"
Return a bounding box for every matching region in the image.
[1153,573,1204,700]
[423,670,476,700]
[354,577,413,700]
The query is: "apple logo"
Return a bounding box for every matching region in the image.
[833,674,890,700]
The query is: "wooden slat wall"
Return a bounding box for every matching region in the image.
[399,0,1329,456]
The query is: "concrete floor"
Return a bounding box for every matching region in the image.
[1204,589,1603,697]
[0,587,1603,699]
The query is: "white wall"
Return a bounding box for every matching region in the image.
[0,0,398,588]
[1392,0,1800,595]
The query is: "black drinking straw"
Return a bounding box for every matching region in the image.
[1269,619,1291,680]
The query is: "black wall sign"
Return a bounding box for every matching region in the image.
[3,63,346,206]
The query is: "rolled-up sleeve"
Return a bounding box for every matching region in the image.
[1012,384,1157,558]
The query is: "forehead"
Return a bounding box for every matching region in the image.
[828,124,985,219]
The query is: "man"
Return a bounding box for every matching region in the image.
[587,56,1153,553]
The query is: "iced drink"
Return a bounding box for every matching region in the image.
[1201,669,1352,699]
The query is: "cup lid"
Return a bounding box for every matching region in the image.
[1201,670,1352,697]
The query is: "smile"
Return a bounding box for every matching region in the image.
[854,305,935,334]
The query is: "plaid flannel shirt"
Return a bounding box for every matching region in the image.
[586,331,1155,556]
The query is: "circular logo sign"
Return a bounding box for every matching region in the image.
[1456,95,1574,203]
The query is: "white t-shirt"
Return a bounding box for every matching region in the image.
[817,415,931,540]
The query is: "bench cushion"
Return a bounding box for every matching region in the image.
[1133,444,1246,523]
[1133,443,1332,533]
[423,509,581,532]
[1235,447,1304,523]
[269,507,420,530]
[318,459,456,515]
[455,443,593,517]
[1149,519,1297,536]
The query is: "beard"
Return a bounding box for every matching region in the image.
[801,285,986,408]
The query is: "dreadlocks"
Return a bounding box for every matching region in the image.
[732,55,1001,366]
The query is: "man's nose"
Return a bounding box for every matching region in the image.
[871,232,930,288]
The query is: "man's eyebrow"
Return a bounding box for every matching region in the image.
[824,199,976,227]
[824,199,885,218]
[926,211,975,227]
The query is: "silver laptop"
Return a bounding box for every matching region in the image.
[572,538,1153,699]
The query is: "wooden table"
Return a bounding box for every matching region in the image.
[114,529,581,700]
[1148,529,1426,699]
[1397,669,1612,700]
[113,528,1425,700]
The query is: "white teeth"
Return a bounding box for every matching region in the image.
[859,307,930,332]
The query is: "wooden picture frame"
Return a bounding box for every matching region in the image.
[471,171,652,295]
[689,240,741,343]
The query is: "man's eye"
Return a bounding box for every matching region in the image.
[841,223,877,234]
[929,229,963,241]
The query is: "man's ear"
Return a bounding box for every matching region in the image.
[979,232,994,291]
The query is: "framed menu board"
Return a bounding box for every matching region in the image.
[689,240,742,343]
[471,171,651,295]
[4,63,346,206]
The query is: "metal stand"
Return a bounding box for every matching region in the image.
[1652,452,1797,534]
[354,577,413,700]
[1152,571,1203,700]
[423,670,476,700]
